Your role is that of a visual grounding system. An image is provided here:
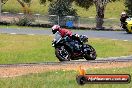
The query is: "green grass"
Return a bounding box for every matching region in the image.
[2,0,125,18]
[0,67,132,88]
[0,34,56,64]
[90,38,132,57]
[73,0,125,18]
[0,34,131,64]
[2,0,49,14]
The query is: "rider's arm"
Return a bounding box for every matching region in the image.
[54,31,62,42]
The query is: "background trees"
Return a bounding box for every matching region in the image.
[2,0,131,29]
[48,0,77,17]
[73,0,119,29]
[125,0,132,17]
[16,0,32,14]
[43,0,120,29]
[1,0,9,6]
[48,0,77,25]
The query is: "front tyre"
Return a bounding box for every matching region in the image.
[125,28,132,34]
[84,44,97,60]
[55,46,71,61]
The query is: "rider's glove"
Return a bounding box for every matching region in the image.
[52,40,56,47]
[74,34,80,37]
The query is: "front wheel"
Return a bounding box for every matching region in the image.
[83,44,97,60]
[125,28,132,34]
[55,46,71,61]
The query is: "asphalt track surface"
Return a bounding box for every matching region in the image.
[0,28,132,41]
[0,55,130,67]
[0,28,132,66]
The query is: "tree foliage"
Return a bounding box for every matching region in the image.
[15,0,120,28]
[74,0,93,9]
[39,0,46,4]
[73,0,118,9]
[22,0,31,3]
[48,0,77,16]
[45,0,119,28]
[73,0,119,29]
[1,0,9,6]
[39,0,53,4]
[48,0,78,26]
[125,0,132,16]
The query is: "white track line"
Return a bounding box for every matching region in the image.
[123,40,128,41]
[10,33,16,35]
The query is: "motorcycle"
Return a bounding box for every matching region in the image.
[52,34,97,61]
[122,18,132,34]
[125,18,132,33]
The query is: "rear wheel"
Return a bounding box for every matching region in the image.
[84,44,97,60]
[55,46,71,61]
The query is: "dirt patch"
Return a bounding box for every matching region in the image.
[0,62,132,78]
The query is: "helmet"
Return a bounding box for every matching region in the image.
[52,25,60,34]
[121,12,126,15]
[121,12,127,17]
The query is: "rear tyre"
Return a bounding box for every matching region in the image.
[55,46,71,61]
[84,44,97,60]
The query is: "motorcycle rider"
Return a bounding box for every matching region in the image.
[120,12,129,29]
[52,25,82,52]
[52,25,72,41]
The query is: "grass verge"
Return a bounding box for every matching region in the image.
[0,34,131,64]
[0,66,131,88]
